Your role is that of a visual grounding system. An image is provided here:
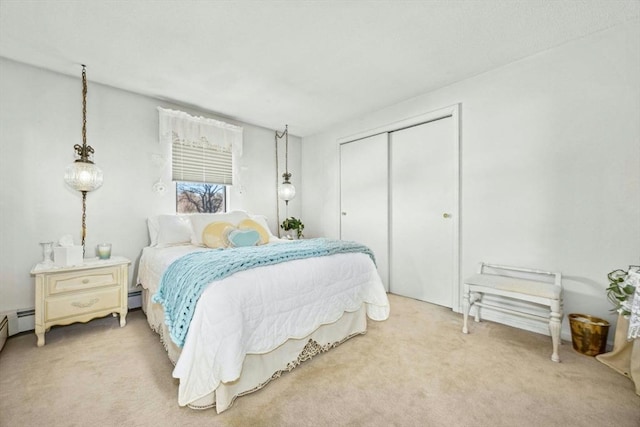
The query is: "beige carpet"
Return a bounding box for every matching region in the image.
[0,294,638,427]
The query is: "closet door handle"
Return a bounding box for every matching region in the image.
[443,213,451,218]
[342,212,347,216]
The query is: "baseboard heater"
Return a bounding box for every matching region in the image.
[128,290,142,310]
[17,308,35,318]
[9,290,143,336]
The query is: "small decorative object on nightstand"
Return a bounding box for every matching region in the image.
[97,243,112,259]
[39,241,54,267]
[30,256,131,347]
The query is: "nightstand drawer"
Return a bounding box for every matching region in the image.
[46,266,120,295]
[45,286,121,321]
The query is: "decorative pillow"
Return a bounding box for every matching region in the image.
[237,219,270,245]
[247,214,277,241]
[189,211,250,246]
[202,221,234,249]
[227,229,261,247]
[156,215,191,247]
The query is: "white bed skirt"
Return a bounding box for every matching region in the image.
[142,288,367,413]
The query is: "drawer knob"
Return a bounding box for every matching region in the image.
[82,278,90,284]
[71,298,99,308]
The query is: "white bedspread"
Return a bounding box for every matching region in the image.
[138,244,390,406]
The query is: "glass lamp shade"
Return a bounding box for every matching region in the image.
[278,181,296,202]
[64,161,104,192]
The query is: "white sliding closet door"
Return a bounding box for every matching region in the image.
[390,117,456,307]
[340,134,389,289]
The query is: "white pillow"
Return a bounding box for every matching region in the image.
[147,216,160,246]
[156,215,192,247]
[189,210,250,246]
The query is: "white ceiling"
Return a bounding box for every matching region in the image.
[1,1,638,136]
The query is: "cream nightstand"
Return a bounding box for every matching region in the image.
[30,256,131,347]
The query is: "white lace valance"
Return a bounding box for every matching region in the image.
[158,107,243,156]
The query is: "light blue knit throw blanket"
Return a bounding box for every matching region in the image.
[152,238,375,347]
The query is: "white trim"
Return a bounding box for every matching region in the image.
[337,104,459,144]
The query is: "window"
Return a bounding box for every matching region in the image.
[158,107,243,214]
[176,182,226,213]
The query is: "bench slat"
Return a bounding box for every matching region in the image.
[465,273,561,300]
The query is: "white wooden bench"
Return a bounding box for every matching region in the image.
[462,262,563,362]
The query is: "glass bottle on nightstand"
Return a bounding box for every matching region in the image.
[39,242,54,267]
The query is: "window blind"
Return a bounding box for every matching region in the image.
[172,140,233,185]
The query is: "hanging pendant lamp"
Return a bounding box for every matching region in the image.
[275,124,296,204]
[63,65,103,252]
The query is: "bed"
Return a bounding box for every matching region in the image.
[137,211,390,413]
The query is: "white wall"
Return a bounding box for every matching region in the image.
[301,21,640,339]
[0,58,300,313]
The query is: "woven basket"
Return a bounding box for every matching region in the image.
[568,313,610,356]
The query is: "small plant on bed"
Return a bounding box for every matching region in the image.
[281,217,304,239]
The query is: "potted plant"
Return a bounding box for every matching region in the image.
[280,217,304,239]
[606,267,638,318]
[598,266,640,360]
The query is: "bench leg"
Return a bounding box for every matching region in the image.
[549,300,562,362]
[473,292,481,323]
[462,284,470,334]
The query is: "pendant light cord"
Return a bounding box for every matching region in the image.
[274,124,290,238]
[81,66,88,254]
[73,65,94,162]
[284,125,288,174]
[275,131,280,238]
[82,65,87,148]
[81,191,87,255]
